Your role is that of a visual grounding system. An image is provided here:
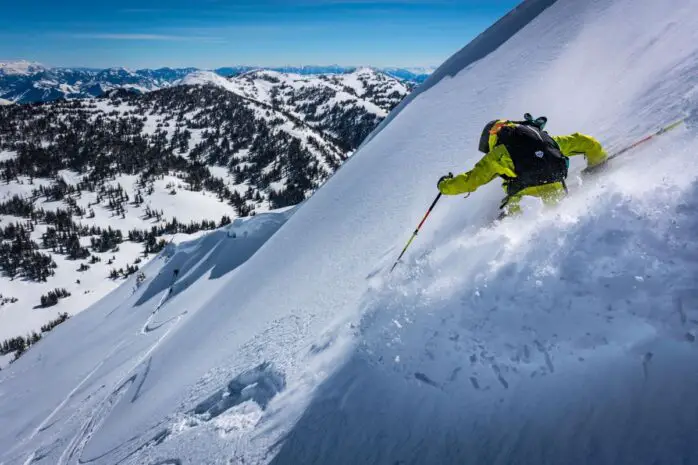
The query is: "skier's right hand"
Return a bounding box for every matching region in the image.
[581,161,608,177]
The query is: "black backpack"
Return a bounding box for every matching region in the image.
[495,114,569,195]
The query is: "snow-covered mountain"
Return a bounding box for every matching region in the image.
[2,0,698,464]
[0,63,427,104]
[0,68,410,344]
[0,65,197,103]
[185,67,411,148]
[0,60,45,75]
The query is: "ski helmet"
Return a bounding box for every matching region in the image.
[479,120,498,153]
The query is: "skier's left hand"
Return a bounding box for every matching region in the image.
[437,172,454,188]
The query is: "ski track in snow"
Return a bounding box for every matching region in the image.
[0,211,291,465]
[49,214,290,465]
[29,342,124,441]
[50,275,195,465]
[8,340,126,463]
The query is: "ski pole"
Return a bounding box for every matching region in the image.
[607,118,685,161]
[390,193,442,272]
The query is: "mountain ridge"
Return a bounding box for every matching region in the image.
[0,62,433,104]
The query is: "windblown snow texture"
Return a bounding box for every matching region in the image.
[2,0,698,464]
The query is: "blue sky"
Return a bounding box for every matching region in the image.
[1,0,520,69]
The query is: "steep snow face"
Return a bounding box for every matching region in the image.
[3,0,698,464]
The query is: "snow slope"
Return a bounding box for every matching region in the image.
[3,0,698,464]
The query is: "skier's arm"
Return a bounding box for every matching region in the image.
[438,145,515,195]
[553,133,607,167]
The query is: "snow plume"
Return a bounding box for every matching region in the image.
[330,129,698,463]
[2,0,698,464]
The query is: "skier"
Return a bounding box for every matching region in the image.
[437,114,608,215]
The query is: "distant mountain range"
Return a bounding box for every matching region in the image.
[0,60,434,104]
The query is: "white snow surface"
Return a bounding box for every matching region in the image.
[3,0,698,464]
[0,150,17,161]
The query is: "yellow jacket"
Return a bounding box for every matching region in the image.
[438,130,607,208]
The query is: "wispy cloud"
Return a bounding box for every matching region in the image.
[119,8,164,13]
[69,33,223,42]
[297,0,454,4]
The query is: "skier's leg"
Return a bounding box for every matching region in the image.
[540,183,566,207]
[501,195,522,217]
